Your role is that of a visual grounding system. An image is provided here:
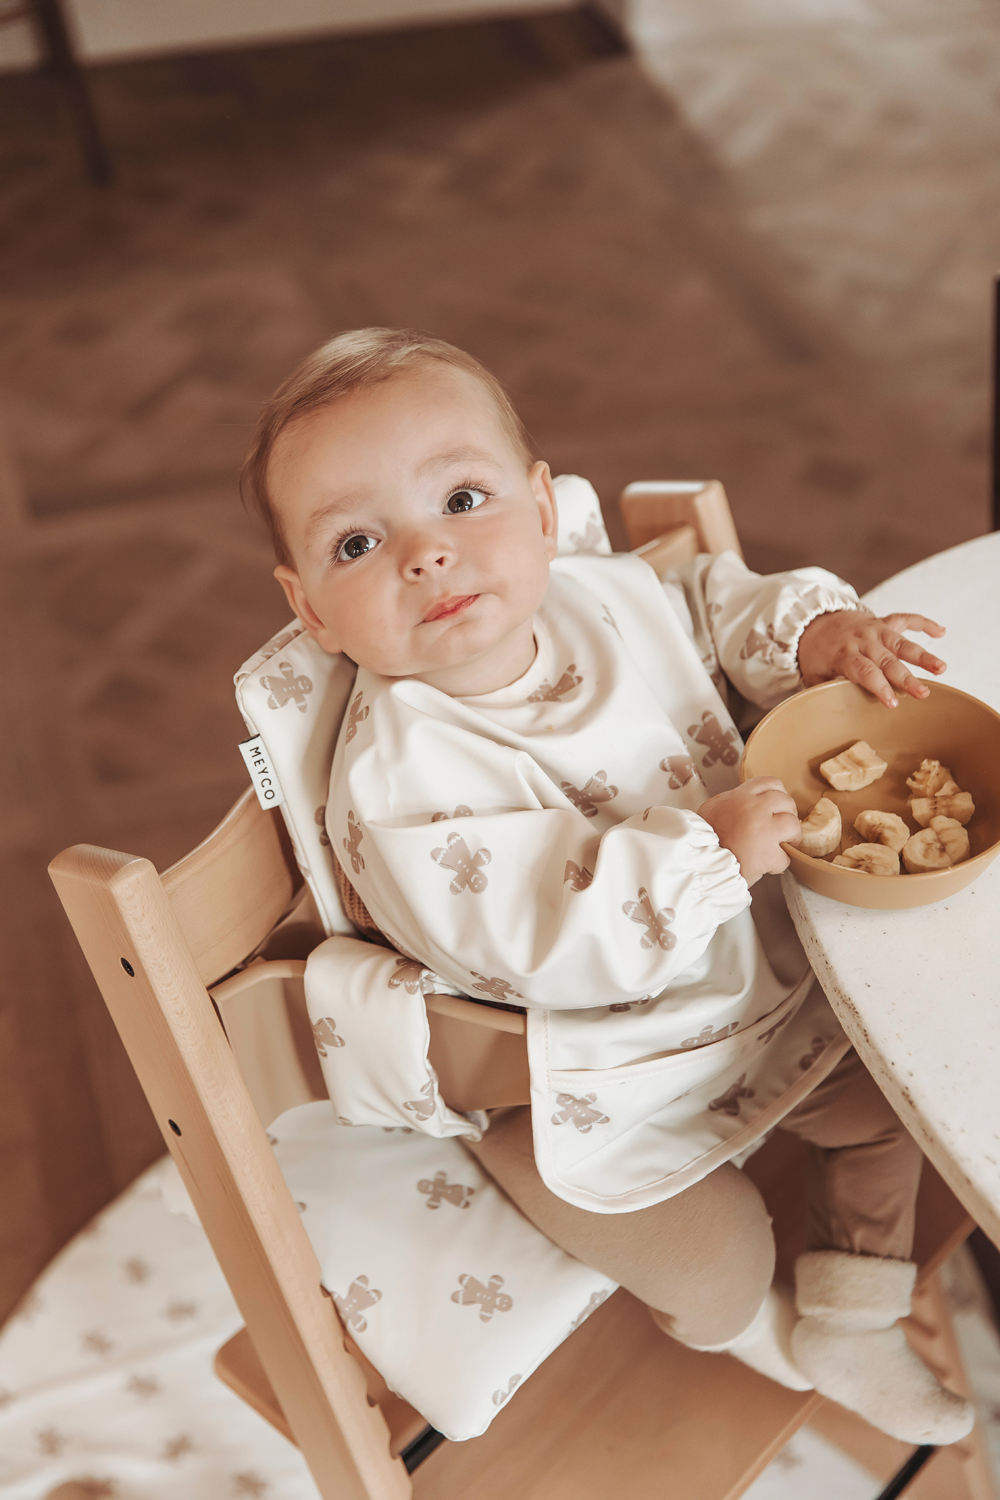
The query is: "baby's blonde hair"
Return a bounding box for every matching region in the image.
[241,327,532,565]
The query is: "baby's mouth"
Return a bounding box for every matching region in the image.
[422,594,479,623]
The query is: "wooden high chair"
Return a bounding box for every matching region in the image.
[49,482,995,1500]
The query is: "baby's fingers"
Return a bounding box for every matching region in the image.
[892,635,946,677]
[881,655,929,702]
[845,652,897,708]
[773,810,802,845]
[881,612,946,639]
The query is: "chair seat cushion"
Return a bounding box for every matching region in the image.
[268,1101,617,1441]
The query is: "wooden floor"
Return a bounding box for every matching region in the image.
[0,8,991,1322]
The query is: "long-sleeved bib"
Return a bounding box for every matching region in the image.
[326,549,859,1211]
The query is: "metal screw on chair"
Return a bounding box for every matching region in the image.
[168,1120,182,1136]
[120,957,135,976]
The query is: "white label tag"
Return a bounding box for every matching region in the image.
[238,735,285,810]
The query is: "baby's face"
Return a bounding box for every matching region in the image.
[269,362,558,695]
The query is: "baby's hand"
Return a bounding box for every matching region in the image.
[699,778,801,887]
[797,609,946,709]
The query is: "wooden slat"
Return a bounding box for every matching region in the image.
[633,523,699,576]
[48,845,408,1500]
[411,1288,821,1500]
[161,789,303,988]
[620,479,743,557]
[216,1326,428,1460]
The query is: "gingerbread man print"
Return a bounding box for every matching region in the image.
[708,1074,755,1117]
[528,664,583,703]
[551,1092,610,1133]
[261,660,313,713]
[333,1276,382,1333]
[564,859,594,891]
[681,1022,737,1049]
[417,1171,476,1210]
[311,1018,345,1056]
[451,1273,513,1323]
[345,690,369,742]
[403,1080,437,1122]
[740,623,793,666]
[343,810,365,874]
[388,957,433,995]
[431,832,491,894]
[688,711,739,768]
[470,974,523,1003]
[622,888,676,952]
[431,804,473,823]
[561,771,618,818]
[660,754,696,789]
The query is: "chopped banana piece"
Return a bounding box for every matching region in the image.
[853,809,910,853]
[929,815,970,864]
[902,817,970,873]
[905,759,956,799]
[909,791,975,828]
[819,741,888,792]
[796,798,842,857]
[832,843,900,876]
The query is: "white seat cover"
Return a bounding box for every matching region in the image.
[269,1102,615,1441]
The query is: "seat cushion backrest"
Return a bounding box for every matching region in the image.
[234,475,611,935]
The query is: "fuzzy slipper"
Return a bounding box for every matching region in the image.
[792,1250,974,1445]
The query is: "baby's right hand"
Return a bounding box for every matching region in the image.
[698,777,801,887]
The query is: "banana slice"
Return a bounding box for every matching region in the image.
[819,741,888,792]
[930,815,970,864]
[905,759,956,798]
[796,798,842,857]
[832,843,900,875]
[901,817,970,873]
[854,809,910,853]
[909,791,975,828]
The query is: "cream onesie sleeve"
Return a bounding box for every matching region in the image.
[660,552,862,715]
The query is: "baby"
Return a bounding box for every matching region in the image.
[243,327,969,1445]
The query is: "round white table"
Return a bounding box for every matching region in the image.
[782,531,1000,1247]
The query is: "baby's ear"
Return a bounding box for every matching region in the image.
[273,565,343,656]
[529,460,559,560]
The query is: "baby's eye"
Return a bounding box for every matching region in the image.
[337,532,379,562]
[446,488,487,514]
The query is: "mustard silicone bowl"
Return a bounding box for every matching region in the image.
[739,678,1000,910]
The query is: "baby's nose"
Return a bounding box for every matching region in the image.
[401,529,455,576]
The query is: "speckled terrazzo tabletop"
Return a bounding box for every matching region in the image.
[784,531,1000,1245]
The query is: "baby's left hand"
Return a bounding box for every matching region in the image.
[797,609,946,709]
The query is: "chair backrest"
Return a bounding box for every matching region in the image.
[619,479,742,565]
[162,787,303,988]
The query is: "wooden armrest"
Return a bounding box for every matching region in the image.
[425,993,525,1034]
[425,994,529,1111]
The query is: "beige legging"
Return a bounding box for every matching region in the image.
[462,1049,922,1347]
